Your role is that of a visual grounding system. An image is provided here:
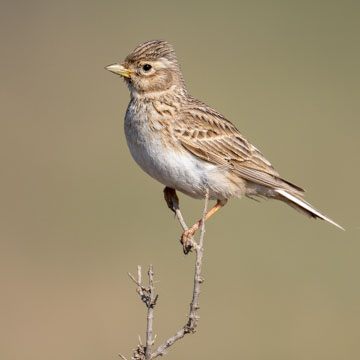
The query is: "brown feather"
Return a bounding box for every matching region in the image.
[173,96,303,195]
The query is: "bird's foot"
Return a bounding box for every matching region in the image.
[180,228,196,255]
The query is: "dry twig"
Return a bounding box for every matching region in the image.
[119,190,209,359]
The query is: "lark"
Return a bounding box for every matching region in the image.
[106,40,343,250]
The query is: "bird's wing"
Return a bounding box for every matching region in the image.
[174,100,304,193]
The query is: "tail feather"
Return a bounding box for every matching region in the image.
[275,189,344,231]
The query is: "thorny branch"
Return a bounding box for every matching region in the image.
[119,190,209,360]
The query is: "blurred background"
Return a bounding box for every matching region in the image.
[1,1,359,359]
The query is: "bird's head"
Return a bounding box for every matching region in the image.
[106,40,185,97]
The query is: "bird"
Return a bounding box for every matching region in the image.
[105,40,343,251]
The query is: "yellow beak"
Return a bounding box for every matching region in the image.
[105,63,133,78]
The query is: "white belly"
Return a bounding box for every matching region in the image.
[124,103,245,200]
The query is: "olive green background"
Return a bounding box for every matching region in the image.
[1,1,359,359]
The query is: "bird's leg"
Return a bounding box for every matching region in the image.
[163,186,188,240]
[181,199,227,254]
[163,187,179,213]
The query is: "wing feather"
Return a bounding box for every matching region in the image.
[174,101,304,194]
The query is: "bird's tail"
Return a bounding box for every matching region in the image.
[275,188,344,230]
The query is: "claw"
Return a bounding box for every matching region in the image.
[180,229,195,254]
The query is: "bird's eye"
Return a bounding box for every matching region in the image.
[142,64,152,71]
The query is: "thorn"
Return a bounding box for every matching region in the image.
[152,334,157,345]
[153,294,159,306]
[137,265,142,284]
